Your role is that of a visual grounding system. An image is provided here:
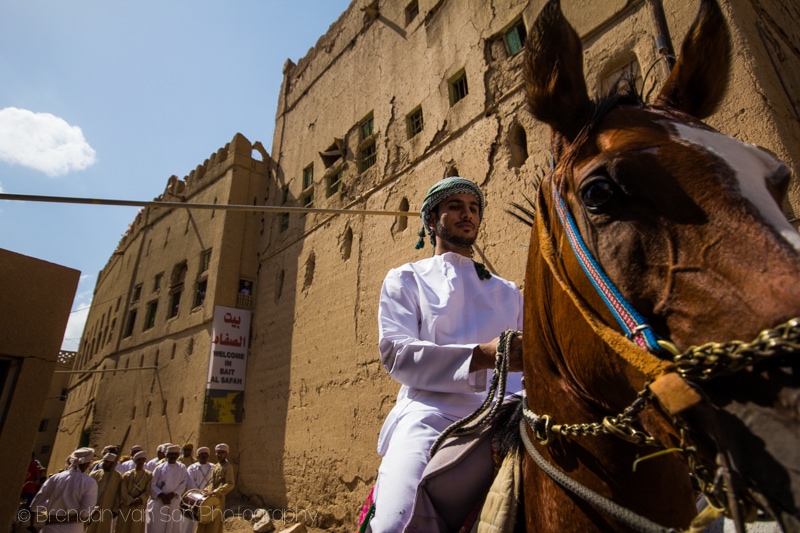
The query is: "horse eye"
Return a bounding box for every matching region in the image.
[580,178,617,213]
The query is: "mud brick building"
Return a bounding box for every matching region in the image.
[51,1,800,530]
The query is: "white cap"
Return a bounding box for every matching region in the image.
[215,443,229,453]
[69,447,95,467]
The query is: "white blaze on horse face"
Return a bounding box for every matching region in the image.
[670,122,800,252]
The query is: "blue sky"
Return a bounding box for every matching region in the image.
[0,0,352,350]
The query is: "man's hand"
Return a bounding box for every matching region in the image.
[470,333,523,372]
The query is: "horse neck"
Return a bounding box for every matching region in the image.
[521,198,695,531]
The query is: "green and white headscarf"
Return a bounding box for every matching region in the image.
[415,177,485,250]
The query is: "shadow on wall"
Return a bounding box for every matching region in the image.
[237,167,301,508]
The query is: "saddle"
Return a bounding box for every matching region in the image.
[403,424,521,533]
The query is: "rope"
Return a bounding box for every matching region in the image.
[0,192,415,217]
[518,415,679,533]
[429,329,521,457]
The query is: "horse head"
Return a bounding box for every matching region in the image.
[521,0,800,529]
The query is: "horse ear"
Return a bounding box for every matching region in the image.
[524,0,592,142]
[654,0,731,119]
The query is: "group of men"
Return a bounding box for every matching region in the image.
[29,442,235,533]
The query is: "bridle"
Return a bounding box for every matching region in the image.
[523,170,800,530]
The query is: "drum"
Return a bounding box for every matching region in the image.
[180,489,221,524]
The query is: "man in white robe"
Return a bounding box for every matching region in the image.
[117,445,144,475]
[31,448,99,533]
[147,445,187,533]
[368,177,524,532]
[179,447,214,533]
[145,444,168,473]
[144,444,167,529]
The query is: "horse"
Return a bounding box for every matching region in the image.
[517,0,800,531]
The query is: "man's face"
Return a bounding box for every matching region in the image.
[216,450,227,462]
[429,193,481,251]
[182,447,192,457]
[197,452,209,464]
[135,458,146,470]
[166,452,179,464]
[102,460,114,471]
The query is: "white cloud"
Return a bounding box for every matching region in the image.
[0,107,96,177]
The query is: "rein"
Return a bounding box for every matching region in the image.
[429,329,520,457]
[518,406,680,533]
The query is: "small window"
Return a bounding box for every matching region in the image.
[238,280,254,309]
[281,186,289,204]
[194,279,208,307]
[406,106,424,138]
[397,197,410,232]
[200,249,212,273]
[303,190,315,208]
[59,388,68,401]
[154,273,163,292]
[169,289,181,318]
[145,301,158,330]
[449,70,469,105]
[405,0,419,25]
[327,171,342,197]
[124,310,137,338]
[132,284,142,303]
[504,18,527,56]
[171,261,188,287]
[303,164,314,189]
[146,401,151,418]
[359,141,377,172]
[279,213,290,232]
[360,114,374,140]
[38,419,49,432]
[40,445,50,455]
[239,280,253,295]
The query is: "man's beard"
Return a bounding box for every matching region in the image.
[435,220,476,248]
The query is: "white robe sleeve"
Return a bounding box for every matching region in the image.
[378,270,481,394]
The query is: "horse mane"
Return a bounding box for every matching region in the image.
[507,76,643,228]
[491,395,524,458]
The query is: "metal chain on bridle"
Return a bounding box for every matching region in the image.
[522,383,659,447]
[524,316,800,447]
[669,317,800,381]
